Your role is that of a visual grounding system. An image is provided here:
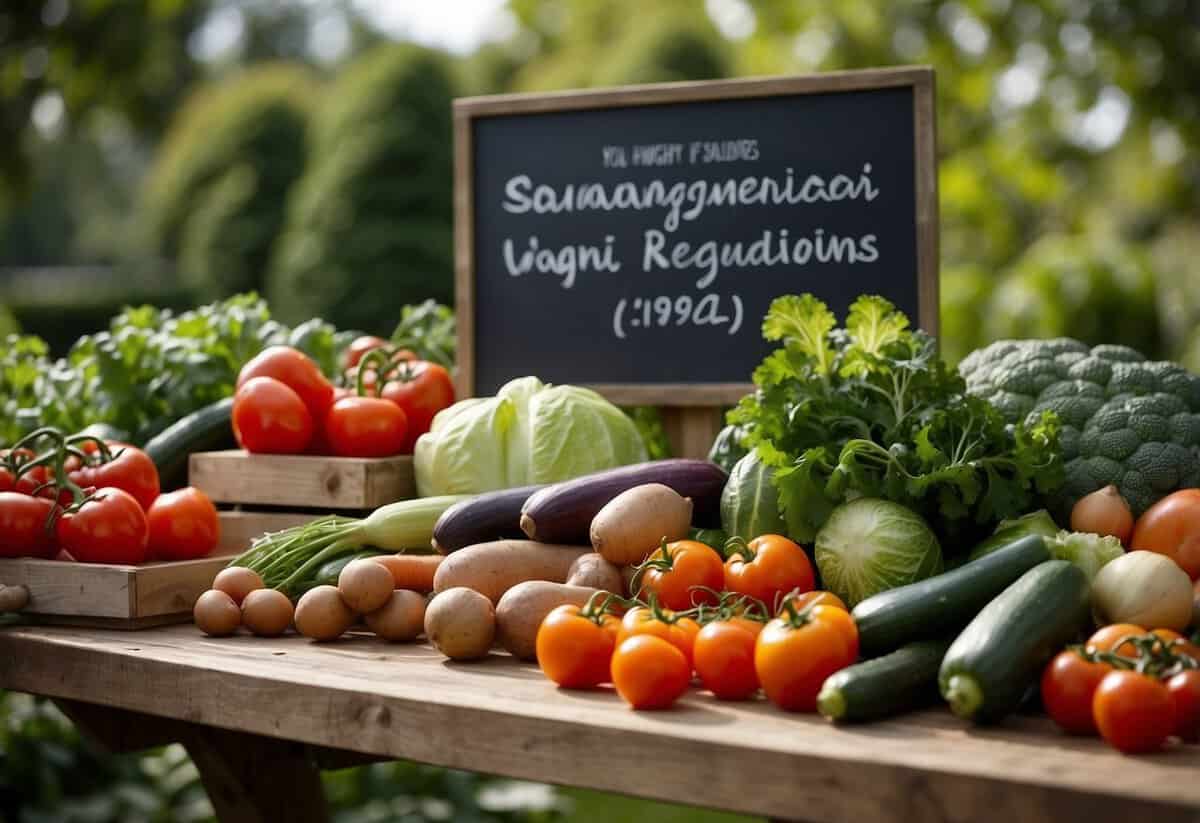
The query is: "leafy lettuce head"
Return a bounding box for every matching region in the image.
[414,376,647,496]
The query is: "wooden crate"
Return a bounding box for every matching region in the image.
[190,450,415,509]
[217,510,315,555]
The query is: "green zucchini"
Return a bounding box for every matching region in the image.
[851,534,1050,658]
[939,559,1090,723]
[817,638,952,723]
[142,397,236,490]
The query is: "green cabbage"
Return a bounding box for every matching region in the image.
[413,376,647,496]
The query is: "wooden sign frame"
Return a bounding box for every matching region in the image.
[453,67,938,456]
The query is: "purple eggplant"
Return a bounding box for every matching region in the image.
[432,485,547,554]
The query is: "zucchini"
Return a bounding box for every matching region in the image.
[432,485,546,554]
[143,398,235,490]
[817,638,952,723]
[520,459,727,544]
[720,450,786,542]
[939,560,1090,723]
[852,535,1050,658]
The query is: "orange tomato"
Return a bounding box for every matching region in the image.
[1130,489,1200,579]
[724,534,815,612]
[536,604,620,689]
[781,590,848,613]
[806,603,859,662]
[638,540,725,610]
[755,612,855,712]
[693,620,760,700]
[618,606,699,666]
[611,635,691,710]
[1086,623,1147,657]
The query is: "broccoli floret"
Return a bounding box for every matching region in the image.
[1067,357,1113,385]
[1170,412,1200,447]
[1092,344,1146,363]
[1107,362,1161,398]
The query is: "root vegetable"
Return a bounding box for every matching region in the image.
[565,553,624,594]
[1071,486,1133,544]
[374,554,442,593]
[295,585,356,641]
[241,589,294,637]
[495,582,602,660]
[1091,550,1193,631]
[425,587,495,660]
[589,484,692,566]
[432,540,591,604]
[194,590,241,637]
[365,590,427,641]
[337,558,394,614]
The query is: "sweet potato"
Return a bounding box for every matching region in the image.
[432,540,591,604]
[495,581,601,660]
[565,552,625,595]
[589,483,692,565]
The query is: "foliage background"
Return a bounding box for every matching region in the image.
[0,0,1198,821]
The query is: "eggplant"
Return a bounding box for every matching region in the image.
[519,459,727,544]
[431,485,547,554]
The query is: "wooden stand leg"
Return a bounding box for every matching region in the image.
[661,405,724,460]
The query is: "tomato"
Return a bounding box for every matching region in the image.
[618,606,700,666]
[1130,489,1200,579]
[1165,669,1200,742]
[806,603,859,661]
[343,335,389,369]
[637,540,724,610]
[237,346,334,424]
[724,534,815,612]
[535,604,620,688]
[324,397,408,458]
[0,492,57,558]
[1086,623,1147,657]
[56,487,148,565]
[611,635,691,710]
[380,361,455,453]
[1,448,52,496]
[1093,670,1175,754]
[755,610,854,712]
[780,590,848,613]
[233,377,314,454]
[70,444,159,511]
[1041,650,1110,735]
[146,487,220,561]
[693,620,760,700]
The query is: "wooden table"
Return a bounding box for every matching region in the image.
[2,624,1199,823]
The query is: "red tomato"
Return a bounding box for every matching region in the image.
[233,377,314,454]
[56,487,148,565]
[0,492,57,558]
[755,609,855,712]
[693,620,760,700]
[1130,489,1200,579]
[70,444,159,511]
[1041,650,1110,735]
[1092,670,1175,754]
[618,606,700,666]
[237,346,334,424]
[2,448,52,496]
[725,534,815,612]
[146,487,220,561]
[1167,669,1200,743]
[637,540,725,610]
[343,335,389,369]
[324,397,408,458]
[536,604,620,689]
[380,361,455,452]
[611,635,691,710]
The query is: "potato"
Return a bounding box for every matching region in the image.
[338,558,394,614]
[295,585,355,642]
[565,552,625,595]
[432,540,591,604]
[425,587,495,660]
[366,590,427,642]
[589,483,692,565]
[496,581,601,660]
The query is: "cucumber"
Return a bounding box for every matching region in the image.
[851,535,1050,658]
[817,638,952,723]
[938,560,1090,723]
[142,398,236,490]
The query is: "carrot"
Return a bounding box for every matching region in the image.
[375,554,443,593]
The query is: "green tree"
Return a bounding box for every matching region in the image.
[268,44,456,332]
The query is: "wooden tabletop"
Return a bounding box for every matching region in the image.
[2,624,1199,823]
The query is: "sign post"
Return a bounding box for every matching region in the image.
[454,67,938,458]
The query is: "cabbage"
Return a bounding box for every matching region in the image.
[1045,530,1124,582]
[414,376,647,496]
[814,498,943,607]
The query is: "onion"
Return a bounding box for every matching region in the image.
[1071,485,1133,544]
[1091,550,1193,631]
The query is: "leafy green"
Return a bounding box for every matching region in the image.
[731,294,1064,548]
[390,299,456,369]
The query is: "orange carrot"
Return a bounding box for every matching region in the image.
[374,554,442,593]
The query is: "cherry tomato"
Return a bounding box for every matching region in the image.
[780,590,848,613]
[725,534,815,612]
[380,361,455,453]
[637,540,724,610]
[1167,669,1200,742]
[618,606,700,666]
[755,610,854,712]
[343,335,389,369]
[146,487,220,561]
[237,346,334,424]
[1041,650,1110,735]
[535,604,620,689]
[611,635,691,710]
[324,397,409,458]
[1130,489,1200,579]
[56,487,148,565]
[0,492,57,558]
[693,620,760,700]
[1092,670,1175,754]
[70,444,159,511]
[1086,623,1147,657]
[233,377,314,454]
[2,448,52,496]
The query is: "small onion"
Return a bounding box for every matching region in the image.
[1091,550,1193,631]
[1071,485,1133,545]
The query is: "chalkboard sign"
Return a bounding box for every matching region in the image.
[454,67,938,405]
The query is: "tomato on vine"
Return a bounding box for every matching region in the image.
[380,360,455,452]
[343,335,389,369]
[1041,649,1110,735]
[0,492,57,559]
[536,595,621,689]
[611,635,691,710]
[694,619,761,700]
[755,602,856,712]
[634,539,724,610]
[724,534,814,612]
[618,601,700,666]
[69,443,159,510]
[57,487,149,565]
[1167,669,1200,742]
[1092,670,1175,754]
[779,590,847,613]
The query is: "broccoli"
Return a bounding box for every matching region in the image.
[959,338,1200,517]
